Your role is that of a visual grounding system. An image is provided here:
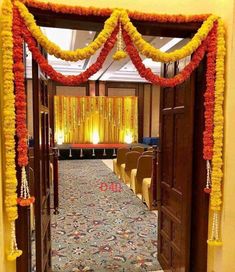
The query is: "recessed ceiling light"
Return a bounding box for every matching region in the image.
[160,37,164,40]
[89,31,93,35]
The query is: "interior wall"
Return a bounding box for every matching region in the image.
[56,86,87,96]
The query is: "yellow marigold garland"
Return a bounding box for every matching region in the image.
[120,11,219,62]
[208,18,225,246]
[15,0,121,61]
[1,0,22,260]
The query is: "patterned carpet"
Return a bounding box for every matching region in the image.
[52,160,161,272]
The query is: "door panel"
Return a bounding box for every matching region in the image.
[158,57,195,272]
[32,53,52,272]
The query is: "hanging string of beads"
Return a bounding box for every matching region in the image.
[17,166,35,206]
[208,211,222,246]
[204,160,212,193]
[112,21,127,60]
[7,222,22,261]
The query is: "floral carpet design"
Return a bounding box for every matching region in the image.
[52,160,161,272]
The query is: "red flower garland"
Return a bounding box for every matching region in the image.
[21,21,118,85]
[203,23,217,161]
[13,8,28,167]
[22,0,209,23]
[13,7,35,206]
[203,23,217,194]
[122,29,209,87]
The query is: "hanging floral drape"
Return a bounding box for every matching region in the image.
[54,96,138,144]
[1,0,225,260]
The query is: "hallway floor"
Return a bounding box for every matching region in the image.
[52,160,161,272]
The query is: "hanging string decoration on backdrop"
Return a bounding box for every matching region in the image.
[1,0,225,260]
[54,96,138,144]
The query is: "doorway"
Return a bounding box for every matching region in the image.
[16,7,209,272]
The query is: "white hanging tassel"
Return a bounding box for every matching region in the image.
[7,221,22,261]
[208,210,222,246]
[17,166,35,206]
[204,160,212,193]
[113,22,127,60]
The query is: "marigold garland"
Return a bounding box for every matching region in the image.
[120,11,219,62]
[1,0,22,260]
[13,7,35,206]
[203,23,217,194]
[207,18,225,246]
[21,18,119,85]
[122,29,208,87]
[15,0,120,61]
[22,0,210,23]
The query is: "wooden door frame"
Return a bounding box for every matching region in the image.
[16,7,208,272]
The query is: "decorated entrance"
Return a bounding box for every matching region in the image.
[1,0,225,271]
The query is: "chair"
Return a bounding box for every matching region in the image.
[142,178,152,210]
[142,150,153,156]
[131,146,145,153]
[120,151,141,184]
[113,147,129,178]
[130,155,153,196]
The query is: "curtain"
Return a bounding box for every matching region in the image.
[54,96,138,144]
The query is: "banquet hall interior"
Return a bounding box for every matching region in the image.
[24,26,187,272]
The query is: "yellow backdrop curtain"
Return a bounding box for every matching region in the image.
[54,96,138,144]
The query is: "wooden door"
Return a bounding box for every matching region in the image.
[158,56,195,271]
[32,54,52,272]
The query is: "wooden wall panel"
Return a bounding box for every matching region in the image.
[56,86,87,96]
[143,84,151,137]
[151,85,160,137]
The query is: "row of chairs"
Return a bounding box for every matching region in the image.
[113,146,154,209]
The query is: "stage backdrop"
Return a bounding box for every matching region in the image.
[54,96,138,144]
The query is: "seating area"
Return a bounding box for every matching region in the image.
[113,146,156,210]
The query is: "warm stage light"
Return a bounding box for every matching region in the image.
[124,132,133,144]
[57,132,64,145]
[92,131,99,144]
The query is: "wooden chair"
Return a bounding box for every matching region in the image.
[120,151,141,184]
[113,147,129,178]
[131,146,145,153]
[130,155,153,197]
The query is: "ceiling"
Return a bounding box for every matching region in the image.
[26,27,183,82]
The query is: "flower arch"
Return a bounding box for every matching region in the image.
[1,0,225,260]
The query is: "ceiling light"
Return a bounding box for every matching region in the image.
[89,31,93,35]
[160,37,164,40]
[160,38,183,52]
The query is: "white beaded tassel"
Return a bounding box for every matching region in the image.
[20,166,30,199]
[208,210,222,246]
[7,221,22,260]
[204,160,212,193]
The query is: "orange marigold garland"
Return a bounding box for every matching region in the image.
[13,7,35,206]
[203,23,217,194]
[122,29,208,87]
[21,19,118,85]
[22,0,209,23]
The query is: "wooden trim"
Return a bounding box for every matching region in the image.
[190,57,209,272]
[95,80,99,96]
[48,80,56,146]
[149,84,152,137]
[32,58,43,271]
